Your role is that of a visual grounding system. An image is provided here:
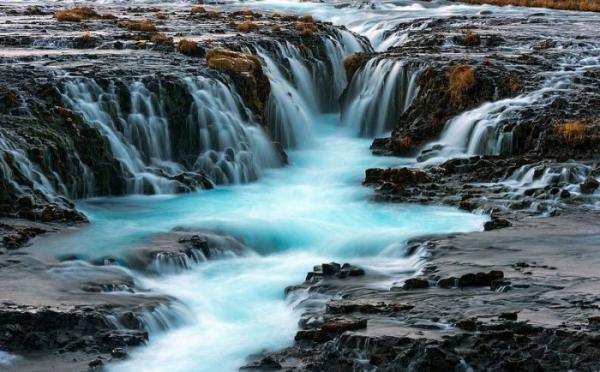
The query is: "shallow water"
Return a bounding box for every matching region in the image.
[15,1,500,370]
[33,115,486,372]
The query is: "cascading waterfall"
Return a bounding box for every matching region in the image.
[0,130,59,202]
[503,161,595,196]
[62,76,281,193]
[185,77,280,185]
[258,31,366,147]
[419,55,600,162]
[341,58,423,136]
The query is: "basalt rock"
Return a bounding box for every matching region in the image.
[206,48,271,115]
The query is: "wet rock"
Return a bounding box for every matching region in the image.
[484,217,511,231]
[305,262,365,283]
[580,176,599,194]
[402,278,430,289]
[111,347,128,358]
[326,301,413,314]
[457,271,504,287]
[499,312,518,321]
[295,318,367,343]
[240,356,282,370]
[456,319,478,331]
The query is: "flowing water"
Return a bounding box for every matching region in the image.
[37,116,486,372]
[13,0,566,370]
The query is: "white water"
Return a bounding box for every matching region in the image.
[6,1,507,370]
[341,58,423,136]
[417,54,600,164]
[61,76,280,195]
[34,117,485,372]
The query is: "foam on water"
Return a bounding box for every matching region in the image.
[32,116,486,372]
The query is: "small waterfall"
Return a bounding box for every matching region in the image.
[185,77,280,185]
[258,31,366,148]
[62,76,280,194]
[139,303,195,335]
[504,161,592,194]
[62,79,179,194]
[419,56,600,162]
[0,129,60,203]
[341,58,423,137]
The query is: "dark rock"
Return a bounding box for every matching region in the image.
[484,217,511,231]
[111,347,128,358]
[403,278,430,289]
[580,177,599,194]
[326,301,413,314]
[456,319,477,331]
[457,271,504,287]
[499,312,518,321]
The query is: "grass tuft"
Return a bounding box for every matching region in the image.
[343,53,370,81]
[177,39,202,56]
[191,6,206,15]
[448,65,477,104]
[237,21,260,32]
[54,7,114,22]
[151,33,174,47]
[117,19,157,32]
[463,30,481,46]
[460,0,600,12]
[558,120,590,146]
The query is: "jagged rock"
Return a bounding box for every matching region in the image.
[484,217,512,231]
[326,301,413,314]
[295,318,367,343]
[580,176,599,194]
[402,278,430,289]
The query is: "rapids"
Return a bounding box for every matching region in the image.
[40,118,486,372]
[13,0,532,370]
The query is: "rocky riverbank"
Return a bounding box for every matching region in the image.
[242,7,600,372]
[0,3,367,369]
[1,1,599,371]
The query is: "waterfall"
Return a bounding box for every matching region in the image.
[341,58,423,137]
[185,77,280,185]
[258,31,366,148]
[61,76,281,194]
[0,129,60,203]
[419,56,600,162]
[504,161,592,195]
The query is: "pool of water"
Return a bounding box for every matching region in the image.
[29,114,486,372]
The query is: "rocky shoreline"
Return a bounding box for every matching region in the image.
[1,1,599,371]
[241,7,600,372]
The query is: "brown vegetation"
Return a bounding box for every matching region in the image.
[155,12,169,20]
[343,53,370,81]
[74,32,96,48]
[508,77,523,93]
[271,24,282,32]
[462,30,481,46]
[459,0,600,12]
[151,33,174,47]
[54,7,114,22]
[231,10,263,19]
[237,21,260,32]
[117,19,157,32]
[282,14,300,21]
[206,49,262,74]
[557,120,590,146]
[191,6,207,15]
[295,21,318,37]
[206,48,269,112]
[177,39,202,56]
[448,65,477,104]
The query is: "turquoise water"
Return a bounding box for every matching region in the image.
[32,115,486,371]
